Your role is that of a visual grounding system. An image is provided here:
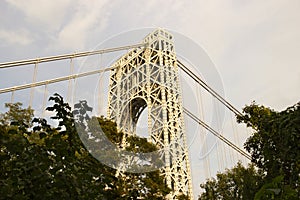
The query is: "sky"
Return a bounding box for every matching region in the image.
[1,0,300,198]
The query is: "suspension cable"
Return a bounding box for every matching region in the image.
[29,63,38,106]
[10,90,15,103]
[67,58,75,103]
[183,107,251,160]
[214,99,226,169]
[42,84,48,117]
[230,111,240,161]
[1,42,250,161]
[0,66,115,94]
[195,81,211,177]
[0,43,146,69]
[177,60,243,117]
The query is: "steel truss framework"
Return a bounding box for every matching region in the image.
[107,29,193,199]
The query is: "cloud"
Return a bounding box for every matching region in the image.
[86,0,187,35]
[4,0,114,52]
[0,29,33,46]
[1,1,299,199]
[48,0,112,51]
[163,0,300,110]
[5,0,72,32]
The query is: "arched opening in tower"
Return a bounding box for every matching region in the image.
[135,107,149,138]
[129,97,149,138]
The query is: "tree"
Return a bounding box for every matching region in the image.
[74,97,185,199]
[237,102,299,199]
[199,162,264,200]
[0,98,113,199]
[0,94,174,199]
[0,102,51,199]
[199,102,300,199]
[0,102,34,133]
[110,136,171,199]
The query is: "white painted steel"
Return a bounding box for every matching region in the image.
[107,29,194,199]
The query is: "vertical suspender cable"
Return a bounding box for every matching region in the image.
[226,111,235,166]
[29,62,38,107]
[98,53,103,115]
[67,57,74,103]
[183,108,251,160]
[216,99,228,169]
[186,79,199,150]
[42,83,48,117]
[230,112,239,162]
[214,99,222,172]
[195,81,211,178]
[10,90,15,103]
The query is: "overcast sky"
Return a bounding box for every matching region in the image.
[1,0,299,110]
[1,0,300,198]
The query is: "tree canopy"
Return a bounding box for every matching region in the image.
[199,162,264,200]
[0,94,176,199]
[199,102,300,200]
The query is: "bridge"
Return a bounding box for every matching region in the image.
[0,29,252,199]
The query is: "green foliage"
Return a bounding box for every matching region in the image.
[254,175,298,200]
[97,115,123,146]
[176,193,190,200]
[237,102,299,194]
[199,162,264,200]
[94,116,171,199]
[0,95,113,199]
[199,102,300,199]
[0,93,172,199]
[0,102,34,132]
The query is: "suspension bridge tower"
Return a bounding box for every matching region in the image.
[107,29,193,199]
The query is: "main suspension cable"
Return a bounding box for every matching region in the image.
[183,107,251,160]
[0,43,146,69]
[177,60,243,117]
[0,67,115,94]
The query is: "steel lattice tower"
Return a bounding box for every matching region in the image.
[107,29,193,199]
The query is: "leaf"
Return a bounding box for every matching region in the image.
[74,103,81,109]
[33,126,41,132]
[73,110,79,115]
[86,106,93,112]
[46,107,55,111]
[10,121,19,126]
[32,118,40,123]
[39,132,47,139]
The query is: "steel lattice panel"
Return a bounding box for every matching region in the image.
[107,29,193,199]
